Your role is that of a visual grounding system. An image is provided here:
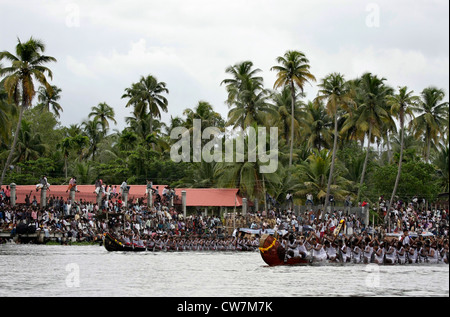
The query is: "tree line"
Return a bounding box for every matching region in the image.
[0,37,448,211]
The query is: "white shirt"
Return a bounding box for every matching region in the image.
[313,244,327,260]
[326,246,337,257]
[364,245,373,258]
[402,235,410,246]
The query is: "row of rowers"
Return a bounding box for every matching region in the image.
[281,230,449,265]
[115,232,260,251]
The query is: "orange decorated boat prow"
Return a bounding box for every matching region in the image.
[259,234,309,266]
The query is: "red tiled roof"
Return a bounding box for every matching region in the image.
[12,185,250,207]
[174,188,249,207]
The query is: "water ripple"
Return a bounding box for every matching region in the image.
[0,244,448,297]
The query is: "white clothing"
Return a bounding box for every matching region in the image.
[363,246,373,263]
[385,246,397,264]
[397,247,407,264]
[428,248,439,264]
[352,246,362,263]
[340,245,351,262]
[374,248,384,264]
[418,248,428,263]
[402,235,410,246]
[297,243,308,257]
[326,246,337,258]
[312,244,327,262]
[409,248,418,263]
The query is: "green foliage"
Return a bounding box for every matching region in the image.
[1,40,448,207]
[6,157,61,185]
[0,37,57,186]
[295,149,352,204]
[370,161,440,202]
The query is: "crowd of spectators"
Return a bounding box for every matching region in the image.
[0,185,448,248]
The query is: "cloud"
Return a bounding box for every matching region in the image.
[345,46,448,93]
[0,0,448,131]
[59,38,211,129]
[66,55,97,79]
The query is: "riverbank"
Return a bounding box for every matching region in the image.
[0,229,102,245]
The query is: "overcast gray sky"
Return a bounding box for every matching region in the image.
[1,0,448,131]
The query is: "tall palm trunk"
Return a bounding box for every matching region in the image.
[388,113,405,216]
[289,80,295,168]
[0,106,25,186]
[358,123,372,202]
[425,127,431,163]
[64,155,68,179]
[262,174,267,214]
[324,112,338,210]
[149,114,156,151]
[148,97,156,151]
[386,133,392,163]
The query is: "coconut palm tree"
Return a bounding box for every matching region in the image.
[270,86,305,146]
[295,149,351,204]
[0,37,56,186]
[221,61,273,130]
[81,119,104,161]
[143,131,169,155]
[315,73,354,210]
[271,50,316,167]
[125,108,152,141]
[386,86,418,212]
[180,160,218,188]
[221,60,264,107]
[433,145,449,192]
[70,134,90,161]
[442,103,449,146]
[410,87,449,163]
[122,75,169,149]
[268,164,303,207]
[64,124,83,138]
[341,73,393,201]
[88,102,117,134]
[377,92,398,164]
[36,85,63,118]
[14,120,48,163]
[302,100,333,151]
[116,129,139,153]
[74,161,94,185]
[57,136,75,179]
[390,128,421,156]
[165,115,185,137]
[225,82,274,130]
[0,78,15,146]
[183,101,225,131]
[214,125,280,200]
[125,110,166,149]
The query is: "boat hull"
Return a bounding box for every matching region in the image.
[103,232,146,252]
[259,234,309,266]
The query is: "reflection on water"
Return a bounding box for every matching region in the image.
[0,244,448,297]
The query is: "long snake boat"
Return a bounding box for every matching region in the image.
[103,232,147,252]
